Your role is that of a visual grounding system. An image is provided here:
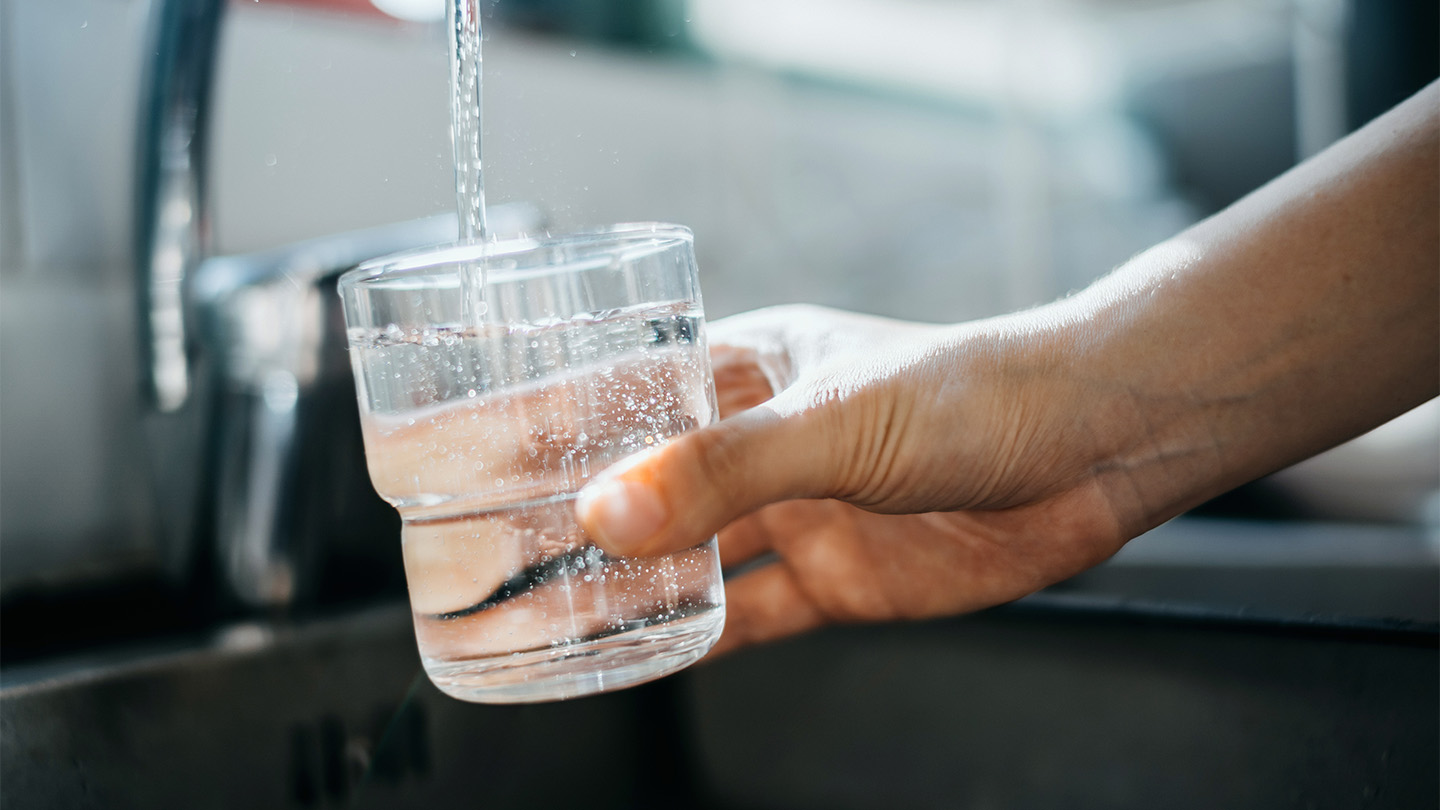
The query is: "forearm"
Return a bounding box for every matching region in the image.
[1057,81,1439,535]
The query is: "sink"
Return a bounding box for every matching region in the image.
[685,597,1437,810]
[4,555,1436,809]
[1060,516,1440,623]
[1,605,693,809]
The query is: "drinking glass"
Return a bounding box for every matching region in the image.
[338,224,725,703]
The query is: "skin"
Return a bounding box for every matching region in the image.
[575,81,1440,656]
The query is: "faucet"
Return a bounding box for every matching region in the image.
[131,0,225,598]
[133,0,541,610]
[191,214,471,608]
[136,0,223,416]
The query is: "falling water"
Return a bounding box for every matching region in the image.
[450,0,489,326]
[450,0,487,242]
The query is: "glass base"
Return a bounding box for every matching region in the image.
[420,606,725,703]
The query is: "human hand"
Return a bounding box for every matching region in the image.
[575,304,1133,654]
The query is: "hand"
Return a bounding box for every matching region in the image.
[576,305,1132,654]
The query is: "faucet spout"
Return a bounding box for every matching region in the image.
[135,0,225,413]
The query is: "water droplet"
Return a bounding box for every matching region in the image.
[569,50,577,57]
[264,154,277,167]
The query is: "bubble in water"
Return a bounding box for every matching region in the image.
[361,308,721,686]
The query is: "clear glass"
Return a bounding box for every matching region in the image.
[338,224,725,703]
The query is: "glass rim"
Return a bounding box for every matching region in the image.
[338,222,694,292]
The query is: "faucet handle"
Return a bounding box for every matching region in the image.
[193,208,545,610]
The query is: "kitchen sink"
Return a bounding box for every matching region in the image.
[3,517,1436,809]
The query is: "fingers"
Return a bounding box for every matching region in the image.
[707,562,827,658]
[711,346,780,417]
[574,393,836,558]
[714,512,779,570]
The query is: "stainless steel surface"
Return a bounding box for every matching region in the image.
[683,599,1438,810]
[2,592,1434,809]
[1064,516,1440,623]
[0,604,676,809]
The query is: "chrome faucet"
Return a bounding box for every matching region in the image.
[191,214,466,608]
[133,0,541,609]
[136,0,223,416]
[128,0,226,598]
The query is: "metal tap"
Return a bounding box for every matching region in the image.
[134,0,543,609]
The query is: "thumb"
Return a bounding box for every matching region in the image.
[574,396,834,557]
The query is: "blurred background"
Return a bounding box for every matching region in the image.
[1,1,1437,807]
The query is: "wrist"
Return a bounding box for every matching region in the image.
[1034,252,1229,535]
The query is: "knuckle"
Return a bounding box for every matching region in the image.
[686,421,751,502]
